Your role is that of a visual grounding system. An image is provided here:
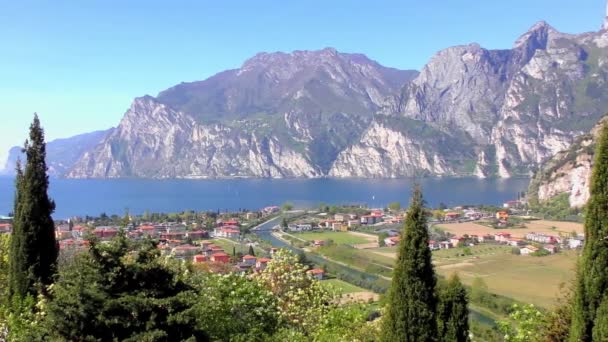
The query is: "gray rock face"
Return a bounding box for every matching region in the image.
[383,20,608,178]
[528,116,608,208]
[66,13,608,179]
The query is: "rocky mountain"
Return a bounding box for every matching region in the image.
[66,9,608,179]
[528,116,608,208]
[1,129,112,177]
[382,20,608,178]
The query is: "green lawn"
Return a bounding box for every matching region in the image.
[321,278,368,294]
[292,231,371,245]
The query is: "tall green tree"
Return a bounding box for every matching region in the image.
[570,125,608,341]
[437,274,469,342]
[248,244,255,256]
[381,186,437,341]
[9,115,58,298]
[43,234,209,341]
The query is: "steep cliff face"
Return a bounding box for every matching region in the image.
[66,11,608,179]
[383,21,608,178]
[67,97,320,178]
[528,116,608,208]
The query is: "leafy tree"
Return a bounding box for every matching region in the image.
[253,250,335,335]
[570,125,608,341]
[9,115,58,298]
[42,234,208,341]
[542,282,573,341]
[248,244,255,256]
[281,202,294,211]
[381,186,437,341]
[187,272,279,341]
[388,202,401,212]
[498,304,544,342]
[437,274,469,342]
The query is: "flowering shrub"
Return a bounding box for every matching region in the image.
[253,249,336,334]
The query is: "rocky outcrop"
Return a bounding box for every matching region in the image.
[67,97,320,178]
[528,116,608,208]
[328,122,454,177]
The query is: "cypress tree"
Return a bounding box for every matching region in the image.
[248,245,255,256]
[381,186,437,341]
[9,114,58,298]
[437,274,469,342]
[570,124,608,341]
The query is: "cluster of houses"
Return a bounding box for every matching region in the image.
[287,210,403,232]
[383,230,585,255]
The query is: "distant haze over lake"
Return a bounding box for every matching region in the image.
[0,177,530,219]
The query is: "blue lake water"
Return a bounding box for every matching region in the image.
[0,177,530,219]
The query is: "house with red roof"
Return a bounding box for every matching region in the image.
[213,227,240,239]
[307,268,325,280]
[544,244,558,254]
[450,236,465,247]
[221,219,239,227]
[193,255,207,263]
[256,257,271,270]
[494,232,511,243]
[172,244,200,258]
[242,255,257,266]
[520,245,539,255]
[428,240,440,250]
[445,212,461,221]
[384,236,400,247]
[187,230,208,240]
[211,252,230,263]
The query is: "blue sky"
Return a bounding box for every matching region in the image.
[0,0,605,165]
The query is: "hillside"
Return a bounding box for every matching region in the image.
[528,116,608,208]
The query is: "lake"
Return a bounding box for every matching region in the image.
[0,177,530,219]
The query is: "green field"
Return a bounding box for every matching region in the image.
[321,278,368,294]
[316,245,393,277]
[292,231,372,245]
[355,244,578,308]
[435,250,578,308]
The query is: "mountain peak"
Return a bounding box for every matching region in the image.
[513,20,556,50]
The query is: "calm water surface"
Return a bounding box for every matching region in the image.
[0,177,530,219]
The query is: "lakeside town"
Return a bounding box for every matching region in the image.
[0,197,586,284]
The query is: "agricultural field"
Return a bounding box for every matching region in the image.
[359,244,578,308]
[436,249,578,308]
[321,279,380,304]
[321,278,368,294]
[292,231,375,245]
[436,219,583,239]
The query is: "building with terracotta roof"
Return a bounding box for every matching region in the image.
[211,252,230,263]
[242,255,257,266]
[307,268,325,280]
